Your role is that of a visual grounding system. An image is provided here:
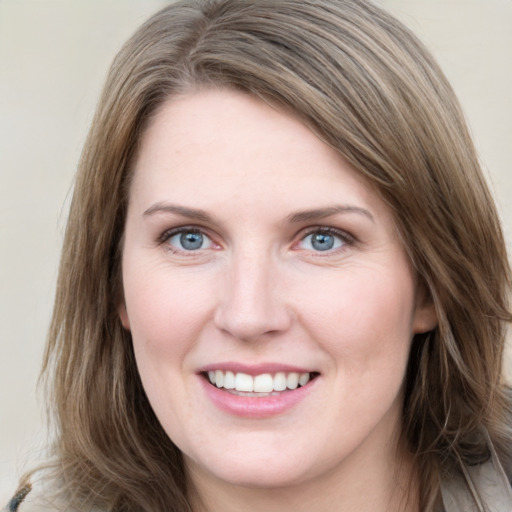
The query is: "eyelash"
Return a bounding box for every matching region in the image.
[158,225,356,254]
[158,226,216,254]
[297,227,355,253]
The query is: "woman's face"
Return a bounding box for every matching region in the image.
[120,88,436,494]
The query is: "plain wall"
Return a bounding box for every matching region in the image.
[1,0,511,503]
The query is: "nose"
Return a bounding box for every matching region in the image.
[213,251,292,342]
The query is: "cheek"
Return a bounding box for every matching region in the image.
[295,264,416,369]
[122,264,217,369]
[122,266,217,431]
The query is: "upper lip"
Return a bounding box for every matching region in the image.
[198,362,317,376]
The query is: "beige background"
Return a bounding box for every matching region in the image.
[1,0,511,502]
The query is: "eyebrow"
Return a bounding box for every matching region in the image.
[144,202,374,224]
[285,205,374,224]
[143,203,213,222]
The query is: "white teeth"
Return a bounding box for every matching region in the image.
[253,374,274,393]
[223,370,235,389]
[299,372,310,386]
[286,372,299,390]
[273,372,287,391]
[235,372,254,392]
[206,370,314,392]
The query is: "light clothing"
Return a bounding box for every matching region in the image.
[441,443,512,512]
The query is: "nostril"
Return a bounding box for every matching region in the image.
[213,307,292,343]
[213,268,292,341]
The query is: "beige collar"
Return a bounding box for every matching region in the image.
[441,443,512,512]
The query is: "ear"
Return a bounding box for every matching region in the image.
[412,289,437,334]
[118,302,131,331]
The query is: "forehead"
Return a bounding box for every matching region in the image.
[136,88,339,173]
[129,88,391,225]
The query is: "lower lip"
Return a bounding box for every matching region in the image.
[199,376,317,418]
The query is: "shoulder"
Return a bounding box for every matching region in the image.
[441,445,512,512]
[3,483,59,512]
[2,482,105,512]
[3,485,31,512]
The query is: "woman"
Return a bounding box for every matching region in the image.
[6,0,512,510]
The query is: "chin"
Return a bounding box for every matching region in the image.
[186,447,314,490]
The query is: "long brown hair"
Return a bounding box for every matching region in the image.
[34,0,511,510]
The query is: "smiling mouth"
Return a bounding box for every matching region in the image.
[203,370,319,396]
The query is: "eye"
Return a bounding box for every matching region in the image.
[165,229,214,252]
[298,229,348,252]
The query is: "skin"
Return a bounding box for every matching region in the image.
[119,88,437,512]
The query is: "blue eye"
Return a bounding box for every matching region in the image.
[300,230,345,252]
[167,230,213,251]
